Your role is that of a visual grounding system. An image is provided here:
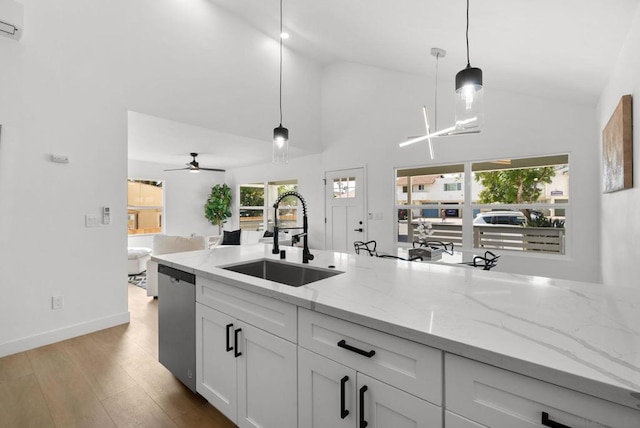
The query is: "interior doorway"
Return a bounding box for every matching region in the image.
[324,167,366,253]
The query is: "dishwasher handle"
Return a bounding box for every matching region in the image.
[158,264,196,284]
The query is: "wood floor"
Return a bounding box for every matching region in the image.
[0,284,237,428]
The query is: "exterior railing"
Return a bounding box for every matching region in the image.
[473,225,565,254]
[410,224,566,254]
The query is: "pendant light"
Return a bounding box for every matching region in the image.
[399,47,479,155]
[455,0,483,130]
[272,0,289,164]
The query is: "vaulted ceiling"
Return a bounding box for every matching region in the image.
[129,0,639,169]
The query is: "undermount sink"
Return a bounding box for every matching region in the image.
[221,259,343,287]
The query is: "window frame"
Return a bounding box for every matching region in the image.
[395,154,570,258]
[238,180,299,232]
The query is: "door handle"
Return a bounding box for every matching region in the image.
[225,323,233,352]
[234,328,242,358]
[359,385,368,428]
[340,376,349,419]
[354,228,364,232]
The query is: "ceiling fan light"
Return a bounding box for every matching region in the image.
[273,125,289,164]
[455,66,483,130]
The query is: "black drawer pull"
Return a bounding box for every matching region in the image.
[359,385,368,428]
[234,328,242,358]
[337,340,376,358]
[340,376,349,419]
[225,323,233,352]
[542,412,571,428]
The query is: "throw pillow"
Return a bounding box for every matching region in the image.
[222,229,241,245]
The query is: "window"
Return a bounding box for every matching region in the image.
[239,183,265,231]
[238,180,298,231]
[472,155,569,254]
[333,177,356,199]
[444,182,461,191]
[395,154,570,255]
[395,165,464,244]
[127,179,163,235]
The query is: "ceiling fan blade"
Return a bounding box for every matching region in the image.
[199,167,226,172]
[163,167,189,171]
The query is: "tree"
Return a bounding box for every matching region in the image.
[204,184,232,234]
[240,186,264,207]
[474,167,555,220]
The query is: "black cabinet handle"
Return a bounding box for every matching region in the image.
[359,385,368,428]
[225,323,233,352]
[542,412,571,428]
[337,340,376,358]
[340,376,349,419]
[234,328,242,358]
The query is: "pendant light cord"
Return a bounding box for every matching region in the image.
[434,52,439,131]
[465,0,470,67]
[279,0,284,125]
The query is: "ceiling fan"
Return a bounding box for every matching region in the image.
[164,153,225,173]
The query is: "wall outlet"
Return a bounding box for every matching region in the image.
[52,295,64,310]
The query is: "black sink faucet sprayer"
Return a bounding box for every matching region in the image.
[272,191,314,263]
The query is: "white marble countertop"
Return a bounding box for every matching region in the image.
[152,244,640,410]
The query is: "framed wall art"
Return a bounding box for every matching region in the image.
[602,94,633,193]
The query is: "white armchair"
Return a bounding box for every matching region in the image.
[146,234,206,297]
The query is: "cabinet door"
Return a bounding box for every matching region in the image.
[236,321,298,428]
[196,303,238,423]
[299,347,357,428]
[357,373,442,428]
[445,411,487,428]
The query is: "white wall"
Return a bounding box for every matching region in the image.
[597,5,640,287]
[127,159,224,249]
[0,0,321,356]
[320,62,600,282]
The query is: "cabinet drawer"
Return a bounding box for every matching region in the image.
[445,353,640,428]
[298,308,442,404]
[196,276,297,342]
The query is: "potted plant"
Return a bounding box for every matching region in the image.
[204,183,232,234]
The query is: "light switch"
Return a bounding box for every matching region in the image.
[85,215,100,227]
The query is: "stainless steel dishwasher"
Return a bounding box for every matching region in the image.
[158,264,196,392]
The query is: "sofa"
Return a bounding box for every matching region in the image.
[127,247,152,275]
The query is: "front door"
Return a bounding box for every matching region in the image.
[325,168,366,253]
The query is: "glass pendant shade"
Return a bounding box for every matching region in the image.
[455,65,483,130]
[273,125,289,164]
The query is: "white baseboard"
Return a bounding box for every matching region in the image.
[0,311,131,358]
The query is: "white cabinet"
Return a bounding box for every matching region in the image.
[298,309,442,428]
[299,348,441,428]
[357,373,440,428]
[298,308,442,404]
[196,303,236,420]
[196,277,298,428]
[445,353,640,428]
[299,347,356,428]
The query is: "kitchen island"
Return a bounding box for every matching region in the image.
[153,244,640,427]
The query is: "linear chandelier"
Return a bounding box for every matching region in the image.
[399,0,483,157]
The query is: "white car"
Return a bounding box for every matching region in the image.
[473,211,526,226]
